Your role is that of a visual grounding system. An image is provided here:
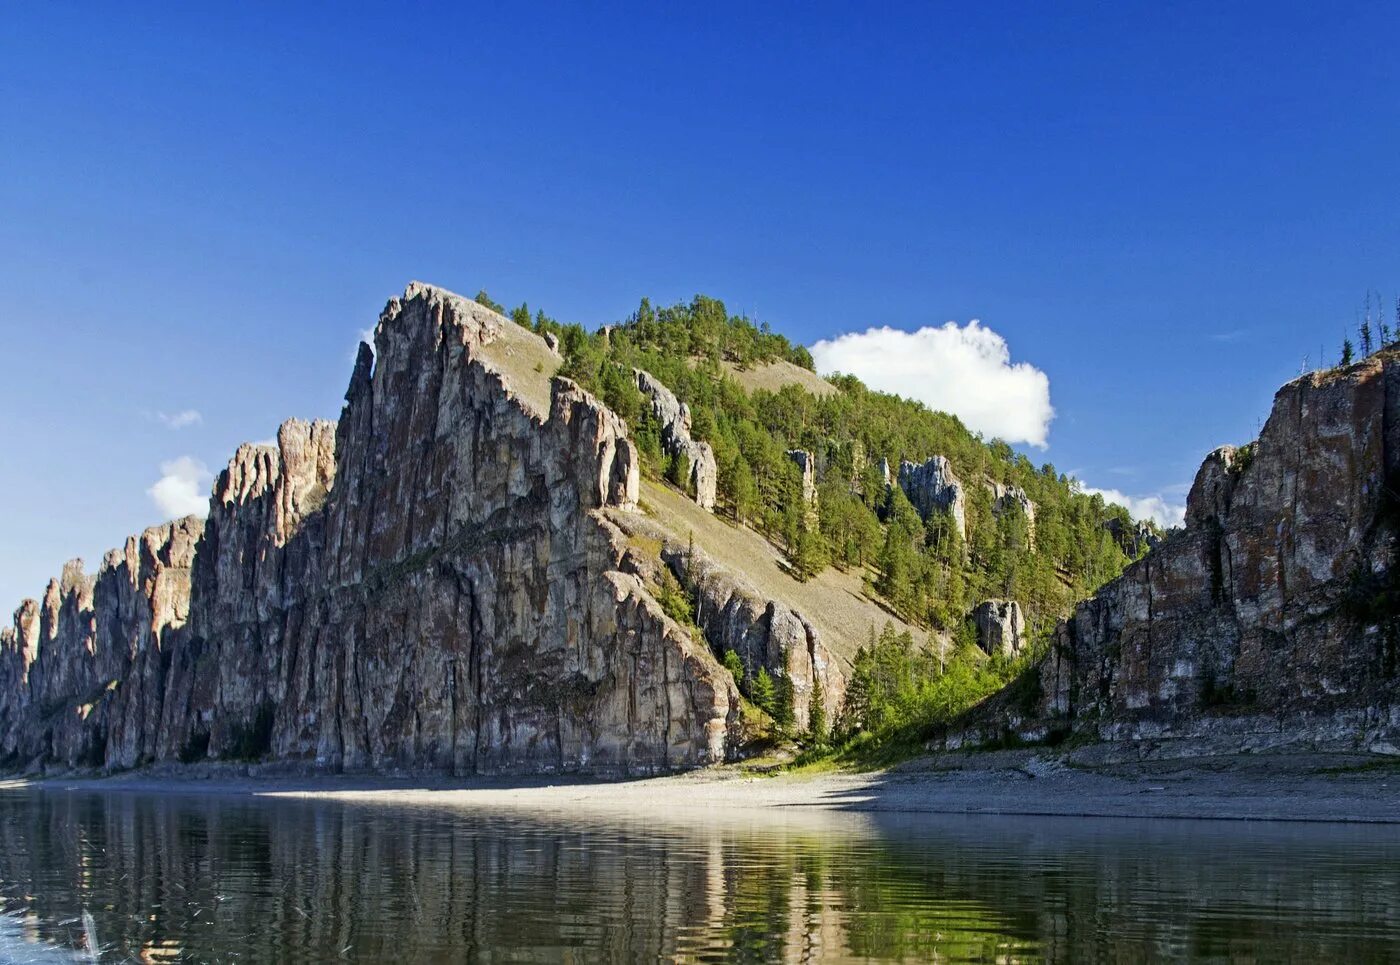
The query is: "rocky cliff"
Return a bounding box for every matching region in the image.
[635,368,718,511]
[1027,353,1400,752]
[898,455,967,541]
[2,283,741,775]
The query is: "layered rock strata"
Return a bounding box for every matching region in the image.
[634,369,718,511]
[1033,353,1400,751]
[2,284,738,775]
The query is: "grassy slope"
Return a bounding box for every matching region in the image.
[634,481,921,668]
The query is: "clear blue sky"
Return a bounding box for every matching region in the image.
[2,2,1398,607]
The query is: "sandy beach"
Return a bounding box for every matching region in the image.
[10,749,1400,825]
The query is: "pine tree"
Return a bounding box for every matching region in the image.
[474,289,505,314]
[1361,319,1374,357]
[511,303,531,330]
[667,450,692,495]
[808,673,827,743]
[1341,338,1355,367]
[773,671,795,729]
[751,667,776,716]
[722,649,745,685]
[792,517,826,581]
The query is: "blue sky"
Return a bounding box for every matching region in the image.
[2,2,1398,607]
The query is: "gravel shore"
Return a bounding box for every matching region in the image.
[9,749,1399,824]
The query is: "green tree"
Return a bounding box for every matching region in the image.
[723,649,745,685]
[474,289,505,314]
[667,450,692,495]
[1341,337,1355,367]
[751,667,776,715]
[773,671,796,729]
[809,673,828,743]
[791,516,827,581]
[732,456,758,523]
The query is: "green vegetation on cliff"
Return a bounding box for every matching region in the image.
[532,294,1150,637]
[511,292,1156,756]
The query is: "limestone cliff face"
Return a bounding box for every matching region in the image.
[606,510,846,732]
[2,519,203,770]
[2,283,737,775]
[899,455,967,541]
[1035,353,1400,750]
[635,369,718,511]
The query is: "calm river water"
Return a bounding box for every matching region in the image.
[0,787,1396,962]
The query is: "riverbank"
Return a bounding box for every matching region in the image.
[8,748,1400,824]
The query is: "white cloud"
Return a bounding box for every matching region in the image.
[147,456,213,518]
[154,409,203,429]
[1081,486,1186,528]
[810,321,1054,447]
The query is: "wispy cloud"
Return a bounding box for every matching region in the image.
[811,321,1054,448]
[351,327,376,361]
[147,456,212,518]
[1209,329,1248,343]
[154,409,203,430]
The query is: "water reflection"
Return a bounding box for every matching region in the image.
[0,787,1397,962]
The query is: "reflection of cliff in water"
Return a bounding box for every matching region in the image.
[0,790,1398,962]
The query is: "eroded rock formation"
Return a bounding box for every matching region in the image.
[1032,354,1400,751]
[2,284,737,775]
[989,482,1036,549]
[607,512,845,732]
[787,449,817,507]
[898,456,967,541]
[973,600,1025,658]
[635,369,718,511]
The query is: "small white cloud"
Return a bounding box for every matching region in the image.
[810,321,1054,448]
[1209,329,1248,343]
[147,456,212,518]
[154,409,203,429]
[1081,485,1186,528]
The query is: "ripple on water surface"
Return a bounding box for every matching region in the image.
[0,789,1397,962]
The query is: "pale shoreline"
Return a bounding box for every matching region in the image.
[8,749,1400,825]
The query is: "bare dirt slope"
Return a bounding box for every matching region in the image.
[632,479,919,665]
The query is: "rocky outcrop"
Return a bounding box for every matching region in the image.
[3,518,204,770]
[1032,353,1400,751]
[635,369,718,511]
[1,284,739,776]
[609,514,845,732]
[787,449,817,507]
[898,456,966,541]
[989,482,1036,548]
[973,600,1025,658]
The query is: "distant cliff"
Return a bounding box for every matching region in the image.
[988,352,1400,753]
[1,284,741,775]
